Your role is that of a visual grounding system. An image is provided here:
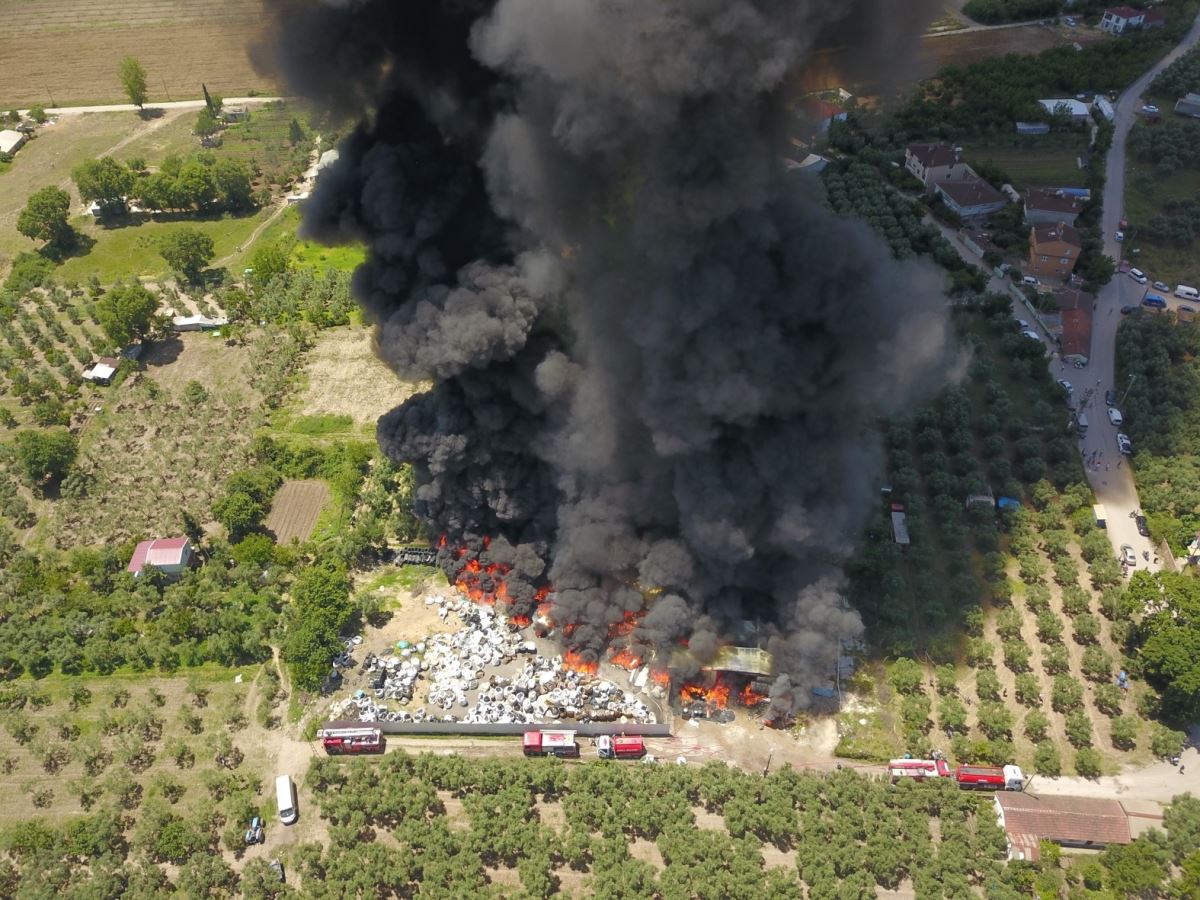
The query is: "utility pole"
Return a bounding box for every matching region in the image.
[1119,373,1136,406]
[762,749,774,779]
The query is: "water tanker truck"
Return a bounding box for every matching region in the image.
[522,729,580,758]
[888,758,1024,791]
[597,735,646,759]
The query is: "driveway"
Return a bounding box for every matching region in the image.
[19,97,286,117]
[1081,11,1200,571]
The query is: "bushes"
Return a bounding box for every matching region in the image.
[283,557,353,693]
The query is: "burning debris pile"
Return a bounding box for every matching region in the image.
[327,594,656,725]
[258,0,950,716]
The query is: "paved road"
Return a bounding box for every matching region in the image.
[18,97,286,117]
[1076,11,1200,571]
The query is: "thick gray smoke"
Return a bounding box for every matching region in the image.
[257,0,949,714]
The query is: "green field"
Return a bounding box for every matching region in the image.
[967,137,1087,189]
[55,208,273,282]
[1123,166,1200,287]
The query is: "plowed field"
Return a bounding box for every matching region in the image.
[265,479,329,544]
[0,0,277,106]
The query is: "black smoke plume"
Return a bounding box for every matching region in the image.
[257,0,950,714]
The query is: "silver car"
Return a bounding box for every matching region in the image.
[1120,545,1136,567]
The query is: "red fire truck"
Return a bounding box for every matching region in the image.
[954,764,1024,791]
[522,729,580,758]
[887,758,951,782]
[597,735,646,759]
[317,724,384,755]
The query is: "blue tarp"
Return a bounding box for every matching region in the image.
[997,497,1021,510]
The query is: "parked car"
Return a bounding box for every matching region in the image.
[1120,305,1137,315]
[1143,294,1167,309]
[1119,260,1131,273]
[1108,407,1124,426]
[1115,230,1125,242]
[1105,389,1117,406]
[1142,104,1160,114]
[1153,281,1170,292]
[1129,268,1148,284]
[1120,544,1137,567]
[1022,329,1042,341]
[1117,432,1132,455]
[269,860,285,883]
[1017,319,1029,328]
[244,816,264,845]
[1136,515,1150,537]
[1181,305,1197,313]
[1057,379,1073,394]
[1065,17,1078,27]
[1022,275,1039,286]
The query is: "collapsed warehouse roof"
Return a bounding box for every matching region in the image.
[669,645,773,676]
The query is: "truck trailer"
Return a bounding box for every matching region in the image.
[317,725,384,755]
[888,758,951,782]
[597,735,646,759]
[954,764,1024,791]
[522,729,580,758]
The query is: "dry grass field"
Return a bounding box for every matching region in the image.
[264,478,329,544]
[0,0,277,107]
[296,326,427,429]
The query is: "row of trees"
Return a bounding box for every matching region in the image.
[72,153,255,218]
[1128,119,1200,175]
[1150,42,1200,97]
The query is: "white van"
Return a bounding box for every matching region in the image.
[1076,412,1089,436]
[275,774,297,825]
[1129,268,1148,284]
[1176,285,1199,301]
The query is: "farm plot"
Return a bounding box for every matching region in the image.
[0,0,276,106]
[264,479,329,544]
[295,325,426,428]
[39,334,270,549]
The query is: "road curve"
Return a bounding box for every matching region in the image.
[1080,12,1200,571]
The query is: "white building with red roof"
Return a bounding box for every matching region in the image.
[1101,6,1146,33]
[128,537,193,577]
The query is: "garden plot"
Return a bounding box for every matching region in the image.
[264,479,328,544]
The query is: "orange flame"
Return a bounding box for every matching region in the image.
[607,610,644,638]
[510,614,532,628]
[610,648,643,670]
[681,679,732,709]
[564,651,598,675]
[650,669,671,687]
[739,683,767,706]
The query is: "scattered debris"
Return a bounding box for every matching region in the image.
[327,595,657,726]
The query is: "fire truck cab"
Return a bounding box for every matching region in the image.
[597,735,646,759]
[522,729,580,758]
[317,725,384,755]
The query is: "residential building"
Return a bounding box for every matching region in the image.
[0,129,27,156]
[1100,6,1146,33]
[1029,221,1081,280]
[172,314,229,332]
[1143,9,1166,27]
[1015,121,1051,135]
[935,177,1008,221]
[1025,189,1084,226]
[1055,288,1094,364]
[995,793,1131,861]
[128,537,194,578]
[1038,98,1091,123]
[904,142,972,192]
[1175,92,1200,118]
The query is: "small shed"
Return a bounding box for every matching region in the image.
[172,314,229,332]
[128,537,193,577]
[0,129,27,156]
[890,508,910,546]
[81,356,121,386]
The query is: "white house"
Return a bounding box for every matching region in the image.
[904,142,973,193]
[81,356,121,386]
[172,314,229,332]
[0,129,27,156]
[1100,6,1145,33]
